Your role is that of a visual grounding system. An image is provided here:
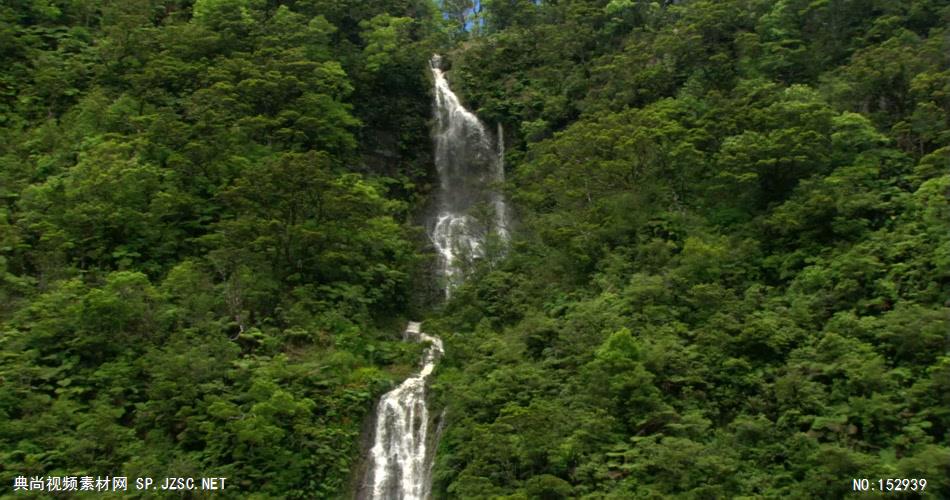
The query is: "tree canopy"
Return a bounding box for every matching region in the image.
[2,0,949,498]
[1,0,441,497]
[428,0,950,497]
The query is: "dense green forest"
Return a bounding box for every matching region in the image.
[1,0,442,497]
[429,0,950,498]
[1,0,949,498]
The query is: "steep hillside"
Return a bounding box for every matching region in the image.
[429,1,950,497]
[0,1,441,497]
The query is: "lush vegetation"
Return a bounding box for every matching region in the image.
[428,0,950,498]
[2,0,949,498]
[1,0,442,497]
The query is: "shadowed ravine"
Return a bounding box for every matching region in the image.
[358,55,509,500]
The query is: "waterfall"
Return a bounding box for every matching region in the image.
[429,54,509,296]
[359,54,507,500]
[362,322,443,500]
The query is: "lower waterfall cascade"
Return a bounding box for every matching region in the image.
[362,322,443,500]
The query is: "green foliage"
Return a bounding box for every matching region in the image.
[0,0,437,497]
[430,0,950,498]
[3,0,950,497]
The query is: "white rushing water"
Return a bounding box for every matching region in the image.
[360,54,508,500]
[363,322,443,500]
[429,54,509,296]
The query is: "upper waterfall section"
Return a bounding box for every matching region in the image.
[429,54,509,295]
